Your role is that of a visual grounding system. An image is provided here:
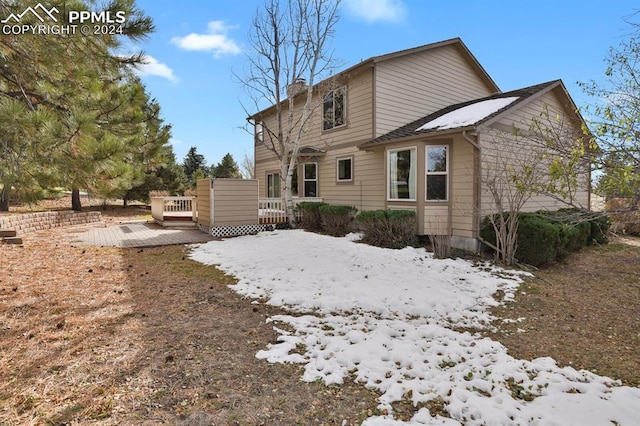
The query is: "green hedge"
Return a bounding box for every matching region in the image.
[318,204,357,236]
[480,209,610,267]
[295,201,327,231]
[356,209,417,248]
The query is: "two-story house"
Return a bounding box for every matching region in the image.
[250,38,590,250]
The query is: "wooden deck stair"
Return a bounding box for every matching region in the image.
[0,229,22,245]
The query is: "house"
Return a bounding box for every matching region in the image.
[250,38,591,250]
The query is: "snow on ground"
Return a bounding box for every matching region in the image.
[190,230,640,425]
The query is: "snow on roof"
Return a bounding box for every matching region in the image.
[416,96,519,131]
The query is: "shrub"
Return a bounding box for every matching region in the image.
[516,214,561,266]
[590,214,611,243]
[295,201,327,231]
[480,209,611,267]
[356,209,417,248]
[558,221,591,258]
[318,204,357,236]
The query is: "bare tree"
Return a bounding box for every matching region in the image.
[242,0,341,226]
[580,13,640,209]
[479,108,592,265]
[240,151,255,179]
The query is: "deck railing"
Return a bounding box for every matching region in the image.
[150,196,196,222]
[258,197,323,224]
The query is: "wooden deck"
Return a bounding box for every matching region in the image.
[150,197,197,228]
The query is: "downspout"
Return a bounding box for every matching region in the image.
[462,130,497,252]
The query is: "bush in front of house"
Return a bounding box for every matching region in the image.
[295,201,327,231]
[480,209,611,267]
[318,204,357,236]
[516,214,562,266]
[590,213,611,243]
[356,209,417,248]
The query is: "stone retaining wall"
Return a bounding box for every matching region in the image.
[0,211,103,234]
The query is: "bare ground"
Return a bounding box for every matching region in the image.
[0,209,382,425]
[483,239,640,387]
[1,201,639,424]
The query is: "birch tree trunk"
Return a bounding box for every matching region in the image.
[241,0,341,227]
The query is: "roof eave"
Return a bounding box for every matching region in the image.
[247,58,376,121]
[358,126,476,150]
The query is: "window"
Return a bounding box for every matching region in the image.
[291,167,299,197]
[323,87,346,130]
[388,148,416,200]
[303,163,318,197]
[426,146,448,201]
[336,157,353,182]
[267,172,280,198]
[255,122,263,144]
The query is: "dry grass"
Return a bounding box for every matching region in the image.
[2,200,639,424]
[484,239,640,387]
[0,220,383,425]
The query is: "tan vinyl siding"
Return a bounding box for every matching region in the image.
[254,68,379,203]
[212,179,259,226]
[196,179,212,228]
[479,90,590,215]
[423,205,449,235]
[315,147,386,211]
[375,44,495,136]
[449,135,476,238]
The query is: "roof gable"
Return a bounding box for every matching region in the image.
[248,38,499,120]
[369,38,499,94]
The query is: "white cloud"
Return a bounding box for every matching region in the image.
[343,0,407,23]
[135,55,178,82]
[171,20,241,57]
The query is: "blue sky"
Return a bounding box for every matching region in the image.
[131,0,635,169]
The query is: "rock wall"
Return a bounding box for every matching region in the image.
[0,211,102,234]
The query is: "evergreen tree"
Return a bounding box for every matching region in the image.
[121,86,186,205]
[123,148,187,204]
[182,146,209,186]
[212,153,242,178]
[0,0,155,211]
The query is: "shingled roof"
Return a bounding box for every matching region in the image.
[360,80,561,149]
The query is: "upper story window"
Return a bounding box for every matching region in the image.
[255,122,263,144]
[426,145,448,201]
[323,87,346,131]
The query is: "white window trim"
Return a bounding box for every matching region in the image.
[266,172,280,198]
[303,162,318,197]
[425,145,449,202]
[336,156,353,182]
[387,146,417,202]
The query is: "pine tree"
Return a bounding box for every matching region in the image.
[182,146,209,186]
[0,0,155,211]
[212,153,242,178]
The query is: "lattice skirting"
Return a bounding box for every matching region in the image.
[198,223,273,238]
